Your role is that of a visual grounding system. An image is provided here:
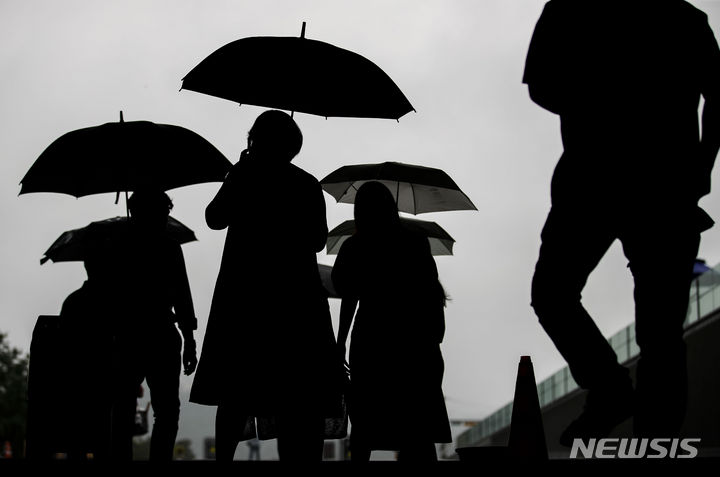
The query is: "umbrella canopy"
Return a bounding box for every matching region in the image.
[318,263,339,299]
[320,162,477,214]
[326,217,455,256]
[20,114,232,198]
[40,216,197,265]
[181,24,414,120]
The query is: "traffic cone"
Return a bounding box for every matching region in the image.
[507,356,548,459]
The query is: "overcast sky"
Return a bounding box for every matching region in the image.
[3,0,720,459]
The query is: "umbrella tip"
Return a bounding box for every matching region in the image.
[300,21,306,38]
[120,111,124,123]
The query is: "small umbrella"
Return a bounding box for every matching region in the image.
[40,216,197,265]
[20,112,232,199]
[318,263,339,299]
[181,22,414,120]
[320,162,477,214]
[325,217,455,256]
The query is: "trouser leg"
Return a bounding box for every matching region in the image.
[146,330,181,461]
[349,438,371,462]
[531,207,629,391]
[214,404,248,461]
[110,366,143,461]
[621,224,699,437]
[276,412,325,461]
[398,442,438,461]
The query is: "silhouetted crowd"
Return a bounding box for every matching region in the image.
[28,0,720,463]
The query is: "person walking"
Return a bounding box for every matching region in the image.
[524,0,720,444]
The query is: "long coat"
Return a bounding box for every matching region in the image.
[190,158,344,436]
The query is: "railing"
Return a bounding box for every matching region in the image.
[456,263,720,448]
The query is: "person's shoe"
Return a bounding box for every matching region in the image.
[559,386,635,447]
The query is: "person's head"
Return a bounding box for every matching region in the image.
[354,181,400,235]
[247,110,303,163]
[128,189,173,234]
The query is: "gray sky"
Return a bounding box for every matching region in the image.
[3,0,720,459]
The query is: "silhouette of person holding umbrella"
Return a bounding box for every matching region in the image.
[57,263,115,460]
[525,0,720,443]
[332,181,451,461]
[190,110,344,461]
[85,190,198,460]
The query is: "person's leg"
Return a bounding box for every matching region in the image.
[349,435,371,462]
[214,404,249,461]
[531,205,633,444]
[621,215,700,437]
[146,330,182,461]
[276,413,325,461]
[110,342,144,461]
[397,442,437,461]
[531,206,630,390]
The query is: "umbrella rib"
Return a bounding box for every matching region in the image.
[342,182,360,202]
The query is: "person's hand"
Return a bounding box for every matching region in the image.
[239,148,251,162]
[183,338,198,376]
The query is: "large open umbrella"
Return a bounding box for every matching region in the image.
[40,216,197,265]
[320,161,477,214]
[20,112,232,200]
[181,23,414,120]
[326,217,455,256]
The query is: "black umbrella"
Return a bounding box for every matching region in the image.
[326,217,455,256]
[40,216,197,265]
[320,162,477,214]
[181,23,414,120]
[20,113,232,199]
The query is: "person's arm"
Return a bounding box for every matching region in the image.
[311,181,329,253]
[331,239,357,363]
[170,243,198,375]
[700,99,720,197]
[416,235,446,344]
[697,15,720,199]
[336,297,358,364]
[205,150,250,230]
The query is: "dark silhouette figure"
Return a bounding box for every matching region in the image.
[524,0,720,444]
[189,110,345,461]
[57,273,114,460]
[331,181,451,461]
[86,190,198,460]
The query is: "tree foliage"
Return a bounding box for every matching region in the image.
[0,332,29,458]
